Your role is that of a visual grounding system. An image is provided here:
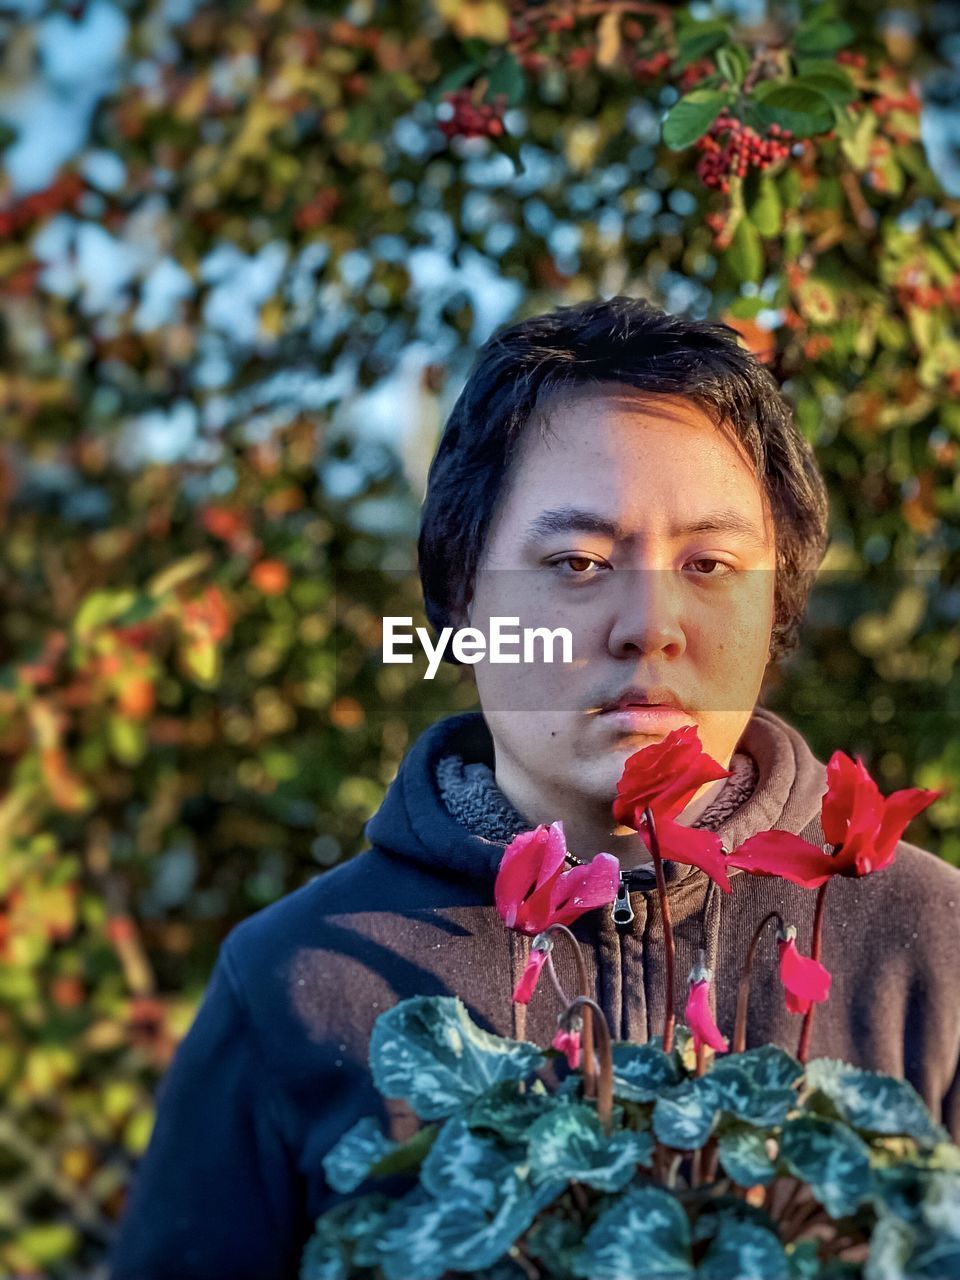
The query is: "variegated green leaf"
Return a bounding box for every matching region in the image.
[421,1115,519,1209]
[528,1102,652,1192]
[468,1079,557,1142]
[779,1116,873,1218]
[611,1041,681,1103]
[300,1196,391,1280]
[526,1216,581,1280]
[653,1077,720,1150]
[711,1061,795,1128]
[728,1045,802,1093]
[377,1173,564,1280]
[697,1218,788,1280]
[717,1125,776,1187]
[573,1186,694,1278]
[369,996,544,1121]
[804,1058,948,1147]
[322,1116,397,1194]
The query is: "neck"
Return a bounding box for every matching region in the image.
[493,767,730,872]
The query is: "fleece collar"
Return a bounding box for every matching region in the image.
[363,707,829,886]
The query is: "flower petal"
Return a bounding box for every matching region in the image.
[494,823,567,930]
[548,853,621,926]
[778,937,831,1016]
[551,1027,582,1070]
[821,752,884,852]
[612,726,731,828]
[726,830,839,889]
[655,820,732,893]
[874,786,941,870]
[512,948,548,1005]
[684,978,728,1055]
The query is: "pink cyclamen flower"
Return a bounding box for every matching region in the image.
[495,822,620,1004]
[684,964,728,1056]
[777,927,832,1016]
[551,1026,582,1070]
[513,941,550,1004]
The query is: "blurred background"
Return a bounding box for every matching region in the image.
[1,0,959,1273]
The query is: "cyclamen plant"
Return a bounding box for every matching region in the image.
[301,732,957,1280]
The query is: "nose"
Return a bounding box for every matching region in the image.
[606,569,686,660]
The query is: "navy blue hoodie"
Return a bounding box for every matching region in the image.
[108,708,960,1279]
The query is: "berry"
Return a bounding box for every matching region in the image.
[438,89,508,142]
[693,113,796,191]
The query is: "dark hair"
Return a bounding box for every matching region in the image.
[418,296,829,662]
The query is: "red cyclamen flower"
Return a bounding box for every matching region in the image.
[684,964,728,1056]
[494,822,619,1004]
[612,726,733,892]
[777,926,832,1016]
[726,752,941,888]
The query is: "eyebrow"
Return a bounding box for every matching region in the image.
[522,506,769,549]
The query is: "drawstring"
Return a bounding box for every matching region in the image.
[699,877,725,1028]
[700,878,724,977]
[508,930,529,1042]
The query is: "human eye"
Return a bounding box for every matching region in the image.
[546,554,610,580]
[684,557,737,579]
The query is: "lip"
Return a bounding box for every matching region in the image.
[597,687,687,715]
[598,705,695,733]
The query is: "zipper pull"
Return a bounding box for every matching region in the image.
[612,876,634,927]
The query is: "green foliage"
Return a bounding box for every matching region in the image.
[302,995,960,1278]
[611,1040,681,1102]
[369,996,544,1120]
[779,1116,875,1217]
[574,1186,693,1278]
[1,0,958,1270]
[804,1058,949,1147]
[697,1218,789,1280]
[527,1104,653,1191]
[322,1117,399,1194]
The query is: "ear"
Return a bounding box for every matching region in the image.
[458,584,475,630]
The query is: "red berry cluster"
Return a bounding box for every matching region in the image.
[566,46,594,72]
[509,7,577,72]
[0,174,84,238]
[895,271,960,311]
[835,51,866,69]
[680,58,717,92]
[631,50,670,79]
[327,19,381,51]
[438,90,507,140]
[873,90,921,116]
[295,187,342,232]
[695,111,793,193]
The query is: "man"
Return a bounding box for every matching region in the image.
[109,297,960,1280]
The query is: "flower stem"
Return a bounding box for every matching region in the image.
[545,952,571,1006]
[733,910,784,1054]
[541,923,595,1086]
[797,883,828,1065]
[566,996,614,1133]
[644,806,675,1055]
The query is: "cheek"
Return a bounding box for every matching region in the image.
[693,579,775,667]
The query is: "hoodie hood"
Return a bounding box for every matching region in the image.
[363,706,830,884]
[364,712,509,883]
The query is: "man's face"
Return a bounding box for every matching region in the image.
[464,383,777,818]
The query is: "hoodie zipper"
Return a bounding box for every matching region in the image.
[612,869,661,927]
[564,856,651,928]
[612,875,635,927]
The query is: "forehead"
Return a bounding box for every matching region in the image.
[501,383,770,524]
